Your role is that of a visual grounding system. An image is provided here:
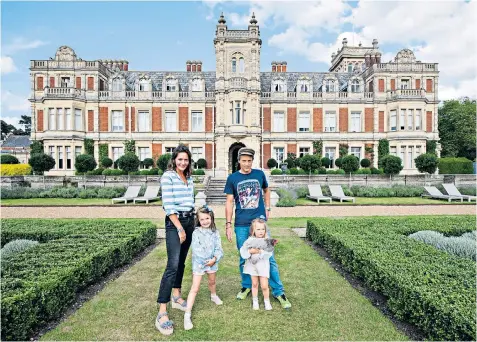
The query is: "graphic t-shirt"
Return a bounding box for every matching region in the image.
[224,169,268,226]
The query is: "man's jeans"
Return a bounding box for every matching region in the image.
[235,226,284,297]
[157,215,195,304]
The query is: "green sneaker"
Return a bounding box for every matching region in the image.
[276,294,292,309]
[236,287,251,300]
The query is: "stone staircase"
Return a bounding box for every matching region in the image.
[205,178,227,205]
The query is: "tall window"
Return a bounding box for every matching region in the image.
[138,147,150,162]
[191,147,203,167]
[49,146,55,161]
[325,147,336,168]
[232,58,237,72]
[325,79,335,92]
[61,77,70,87]
[408,146,413,169]
[390,110,397,131]
[415,109,421,130]
[112,110,124,132]
[298,112,310,132]
[348,64,353,72]
[239,57,244,73]
[299,147,310,158]
[350,111,361,132]
[408,109,414,130]
[325,111,336,132]
[351,79,360,92]
[57,108,64,130]
[139,80,148,91]
[274,147,284,165]
[191,79,201,91]
[400,146,405,164]
[191,111,203,131]
[390,146,397,156]
[400,109,406,130]
[273,80,285,92]
[234,102,242,124]
[273,111,285,132]
[165,147,175,154]
[416,145,422,158]
[75,109,82,130]
[400,79,409,89]
[75,146,82,156]
[112,78,122,91]
[57,146,64,169]
[49,108,55,130]
[66,146,72,169]
[138,110,150,131]
[350,147,361,160]
[112,147,124,162]
[166,80,176,91]
[165,110,177,131]
[299,81,309,93]
[65,108,72,130]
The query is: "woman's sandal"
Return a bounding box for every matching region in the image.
[155,311,174,336]
[171,294,188,312]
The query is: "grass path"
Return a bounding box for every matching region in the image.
[42,227,405,341]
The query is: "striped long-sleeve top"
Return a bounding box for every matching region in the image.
[160,170,195,216]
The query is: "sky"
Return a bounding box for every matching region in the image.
[1,0,476,129]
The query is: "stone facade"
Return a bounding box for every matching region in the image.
[29,14,440,176]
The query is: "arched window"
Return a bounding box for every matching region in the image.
[112,78,122,91]
[351,79,360,92]
[239,57,245,73]
[325,79,335,92]
[232,58,237,73]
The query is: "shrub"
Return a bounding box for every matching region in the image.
[288,168,299,175]
[97,187,126,198]
[335,157,343,168]
[335,169,345,175]
[192,169,205,175]
[267,158,277,169]
[75,154,97,173]
[318,168,327,174]
[341,155,360,174]
[1,239,39,259]
[195,158,207,169]
[426,140,438,154]
[415,153,439,174]
[118,153,140,173]
[102,169,126,176]
[157,154,171,172]
[321,157,331,168]
[409,230,476,261]
[30,141,44,154]
[0,164,32,176]
[377,139,389,167]
[0,154,19,164]
[276,188,297,207]
[360,158,371,168]
[283,157,295,168]
[85,168,105,176]
[101,157,113,168]
[380,155,403,176]
[370,167,383,174]
[300,154,321,173]
[28,153,55,175]
[354,168,371,174]
[84,138,94,155]
[271,169,283,175]
[294,186,309,198]
[99,144,109,161]
[458,186,476,196]
[78,189,98,199]
[326,170,336,174]
[438,158,474,174]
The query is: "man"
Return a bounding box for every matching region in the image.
[224,147,292,309]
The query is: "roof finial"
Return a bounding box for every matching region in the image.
[218,12,226,24]
[250,12,257,25]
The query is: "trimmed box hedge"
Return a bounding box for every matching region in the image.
[439,158,474,174]
[1,219,156,341]
[306,216,476,341]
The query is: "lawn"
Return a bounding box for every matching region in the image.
[41,226,406,341]
[0,198,162,206]
[297,197,472,205]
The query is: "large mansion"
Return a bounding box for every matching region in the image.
[30,13,440,176]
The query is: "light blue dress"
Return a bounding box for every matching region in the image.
[191,227,224,275]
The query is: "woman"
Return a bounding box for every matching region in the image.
[155,145,195,335]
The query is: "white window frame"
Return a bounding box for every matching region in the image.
[407,109,414,130]
[57,108,64,130]
[112,78,122,91]
[239,57,245,73]
[400,79,409,89]
[191,111,203,132]
[57,146,64,169]
[325,147,336,168]
[415,109,421,130]
[66,146,72,169]
[274,147,285,165]
[325,111,336,132]
[400,109,406,130]
[272,80,285,92]
[350,147,361,160]
[75,146,82,156]
[112,147,124,162]
[390,146,397,156]
[390,110,397,131]
[165,147,175,154]
[112,110,124,132]
[273,111,285,132]
[138,147,151,162]
[234,102,242,125]
[350,111,361,132]
[49,146,55,160]
[191,79,201,92]
[74,108,82,131]
[65,108,72,130]
[298,112,310,132]
[137,110,150,132]
[166,80,176,91]
[351,79,360,92]
[232,58,237,73]
[325,79,335,92]
[347,64,353,72]
[400,146,405,165]
[408,146,413,169]
[139,80,149,91]
[299,147,310,158]
[165,110,177,132]
[48,108,55,130]
[191,147,203,168]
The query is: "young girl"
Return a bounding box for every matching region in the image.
[240,218,275,310]
[183,205,224,330]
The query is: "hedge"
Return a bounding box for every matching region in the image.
[0,164,32,176]
[1,219,156,341]
[0,186,126,199]
[438,158,474,174]
[306,216,476,341]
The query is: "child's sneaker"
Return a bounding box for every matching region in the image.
[184,312,193,330]
[264,300,272,311]
[211,294,223,305]
[236,287,251,300]
[252,298,259,310]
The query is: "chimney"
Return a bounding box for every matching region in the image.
[342,38,348,47]
[365,53,371,67]
[282,61,287,72]
[277,64,282,73]
[272,61,276,72]
[197,61,202,72]
[372,38,378,49]
[191,62,197,72]
[123,61,129,71]
[375,52,382,64]
[186,60,191,72]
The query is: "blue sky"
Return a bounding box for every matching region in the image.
[1,1,475,129]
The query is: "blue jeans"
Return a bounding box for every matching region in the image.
[235,226,284,297]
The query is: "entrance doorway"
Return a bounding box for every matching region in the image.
[229,142,245,173]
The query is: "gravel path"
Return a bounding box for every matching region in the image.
[1,205,474,219]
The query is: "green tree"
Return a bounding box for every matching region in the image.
[321,157,331,168]
[101,157,113,168]
[341,155,360,174]
[157,154,172,172]
[300,154,321,172]
[378,139,390,168]
[267,158,277,169]
[380,155,403,176]
[30,141,44,154]
[143,158,154,169]
[0,155,19,164]
[84,138,94,155]
[196,158,207,169]
[124,140,136,154]
[75,154,97,173]
[360,158,371,168]
[29,153,55,175]
[118,153,140,173]
[438,98,476,160]
[18,115,31,135]
[1,120,15,139]
[415,153,439,175]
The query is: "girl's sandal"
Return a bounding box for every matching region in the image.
[171,294,188,312]
[155,311,174,336]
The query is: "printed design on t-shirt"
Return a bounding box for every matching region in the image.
[237,179,260,209]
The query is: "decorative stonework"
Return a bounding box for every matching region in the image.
[394,49,416,63]
[55,46,77,61]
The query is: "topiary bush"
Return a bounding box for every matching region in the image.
[0,154,19,164]
[321,157,331,168]
[28,153,55,175]
[192,169,205,175]
[335,157,343,168]
[267,158,277,169]
[142,158,154,169]
[341,155,360,174]
[117,153,140,173]
[415,153,439,174]
[157,154,171,172]
[196,158,207,169]
[360,158,371,168]
[271,169,283,175]
[380,155,403,176]
[300,154,321,173]
[100,157,113,168]
[75,154,97,174]
[1,239,39,259]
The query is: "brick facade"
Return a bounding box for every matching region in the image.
[36,77,43,90]
[287,108,296,132]
[131,107,136,132]
[263,107,271,132]
[179,106,188,131]
[415,79,421,89]
[378,79,384,92]
[87,77,94,90]
[426,79,433,92]
[379,111,385,132]
[125,107,130,132]
[37,110,43,131]
[263,143,271,169]
[364,108,374,132]
[152,107,162,131]
[76,77,81,89]
[205,107,213,132]
[152,143,162,162]
[426,111,433,132]
[313,108,323,132]
[99,107,108,132]
[339,108,348,132]
[88,110,94,132]
[390,79,395,91]
[49,77,55,88]
[205,143,213,169]
[287,143,297,156]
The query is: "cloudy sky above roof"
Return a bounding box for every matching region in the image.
[1,0,475,128]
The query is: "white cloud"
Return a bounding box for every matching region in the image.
[1,115,22,127]
[3,37,48,55]
[1,91,30,112]
[0,56,17,74]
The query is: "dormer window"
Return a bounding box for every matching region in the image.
[112,78,122,91]
[191,79,201,91]
[351,79,360,92]
[139,80,149,91]
[324,79,335,92]
[232,58,237,73]
[272,80,286,92]
[166,80,176,91]
[298,79,310,93]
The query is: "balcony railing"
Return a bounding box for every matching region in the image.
[95,90,216,101]
[44,87,85,99]
[261,91,375,100]
[387,89,426,100]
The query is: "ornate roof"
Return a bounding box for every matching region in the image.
[260,72,358,92]
[122,71,216,91]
